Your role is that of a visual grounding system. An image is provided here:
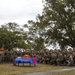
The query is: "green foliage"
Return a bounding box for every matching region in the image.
[23,20,46,50]
[44,0,75,49]
[0,22,27,50]
[27,0,75,49]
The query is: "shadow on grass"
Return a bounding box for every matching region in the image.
[13,63,36,68]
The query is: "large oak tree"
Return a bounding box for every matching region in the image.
[27,0,75,49]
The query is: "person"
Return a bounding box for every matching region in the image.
[56,53,63,66]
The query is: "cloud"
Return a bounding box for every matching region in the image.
[0,0,43,25]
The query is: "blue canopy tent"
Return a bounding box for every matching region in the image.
[13,57,38,66]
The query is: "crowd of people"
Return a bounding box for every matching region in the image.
[36,48,75,66]
[0,48,75,66]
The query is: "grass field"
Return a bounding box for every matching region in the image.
[0,63,69,75]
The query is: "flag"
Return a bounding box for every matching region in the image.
[1,44,4,52]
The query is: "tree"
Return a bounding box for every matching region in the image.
[23,20,46,50]
[0,22,27,50]
[27,0,75,49]
[41,0,75,48]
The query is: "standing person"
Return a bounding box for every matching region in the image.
[50,52,57,65]
[63,54,68,66]
[67,53,74,66]
[73,51,75,66]
[56,52,63,66]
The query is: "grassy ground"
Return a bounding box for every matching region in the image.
[0,63,69,75]
[48,70,75,75]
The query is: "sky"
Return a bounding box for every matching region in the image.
[0,0,43,25]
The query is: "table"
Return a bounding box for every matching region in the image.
[13,57,37,66]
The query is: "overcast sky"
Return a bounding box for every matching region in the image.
[0,0,43,25]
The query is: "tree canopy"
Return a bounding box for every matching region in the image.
[26,0,75,49]
[0,22,28,50]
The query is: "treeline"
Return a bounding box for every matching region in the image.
[0,22,45,51]
[0,0,75,51]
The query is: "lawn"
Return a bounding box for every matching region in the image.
[0,63,70,75]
